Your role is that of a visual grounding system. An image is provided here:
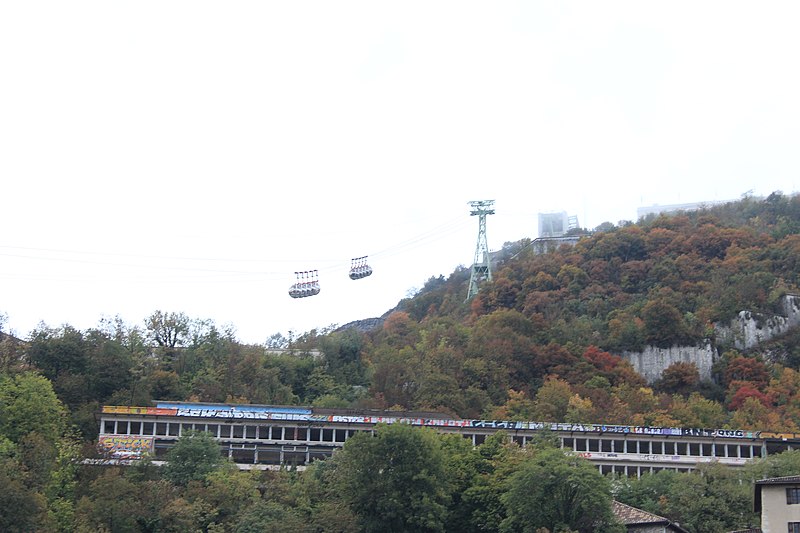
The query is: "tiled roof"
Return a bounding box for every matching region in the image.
[612,501,669,525]
[756,475,800,485]
[611,501,689,533]
[755,475,800,512]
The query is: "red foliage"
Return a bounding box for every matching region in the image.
[724,356,770,390]
[583,346,620,373]
[581,346,645,387]
[727,381,772,410]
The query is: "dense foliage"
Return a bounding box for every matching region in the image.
[2,192,800,531]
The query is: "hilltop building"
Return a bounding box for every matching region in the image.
[532,211,583,254]
[538,211,579,238]
[637,200,733,219]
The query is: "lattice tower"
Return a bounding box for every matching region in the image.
[466,200,495,301]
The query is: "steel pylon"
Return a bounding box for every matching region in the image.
[466,200,495,301]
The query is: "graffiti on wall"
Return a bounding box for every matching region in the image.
[101,405,764,440]
[98,435,154,458]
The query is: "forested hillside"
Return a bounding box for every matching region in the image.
[2,191,800,532]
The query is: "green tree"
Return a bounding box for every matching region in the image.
[745,449,800,481]
[0,456,48,532]
[612,469,682,517]
[234,501,306,533]
[186,469,260,528]
[144,310,190,367]
[0,371,66,444]
[500,447,624,533]
[27,325,88,381]
[459,432,526,533]
[320,328,368,385]
[85,329,134,402]
[163,430,231,486]
[332,423,451,533]
[663,463,755,533]
[75,468,140,533]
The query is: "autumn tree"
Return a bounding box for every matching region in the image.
[653,362,701,397]
[642,298,688,348]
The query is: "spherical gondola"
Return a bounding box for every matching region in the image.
[348,256,373,280]
[288,270,320,298]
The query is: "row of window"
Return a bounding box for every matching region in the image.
[102,418,761,459]
[103,419,363,443]
[599,464,693,477]
[562,436,758,459]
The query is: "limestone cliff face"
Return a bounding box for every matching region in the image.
[623,294,800,383]
[714,294,800,350]
[624,344,716,383]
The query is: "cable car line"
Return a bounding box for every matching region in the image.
[0,214,475,299]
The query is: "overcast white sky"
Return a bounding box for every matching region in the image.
[1,2,798,344]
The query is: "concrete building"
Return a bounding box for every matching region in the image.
[538,211,579,238]
[97,401,800,476]
[755,476,800,533]
[636,200,732,220]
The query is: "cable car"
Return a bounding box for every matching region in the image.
[289,270,320,298]
[349,256,373,280]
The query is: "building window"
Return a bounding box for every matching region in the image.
[788,522,800,533]
[786,487,800,504]
[652,441,663,455]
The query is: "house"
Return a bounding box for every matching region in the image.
[754,476,800,533]
[612,500,690,533]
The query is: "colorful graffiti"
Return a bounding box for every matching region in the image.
[155,402,312,415]
[102,406,177,416]
[102,404,765,440]
[98,435,154,458]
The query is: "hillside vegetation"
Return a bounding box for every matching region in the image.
[2,193,800,434]
[2,192,800,531]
